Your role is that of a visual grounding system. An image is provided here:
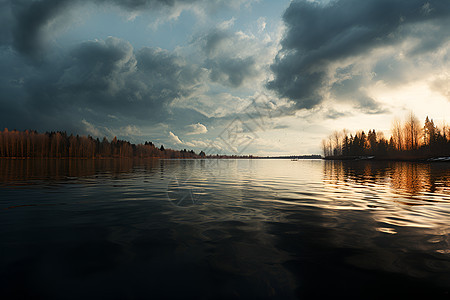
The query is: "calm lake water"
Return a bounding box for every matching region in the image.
[1,159,449,299]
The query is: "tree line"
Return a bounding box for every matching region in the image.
[0,129,205,159]
[322,112,450,159]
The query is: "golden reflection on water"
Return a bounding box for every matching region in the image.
[322,161,450,283]
[323,160,450,197]
[323,160,450,231]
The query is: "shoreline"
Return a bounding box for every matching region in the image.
[323,155,450,163]
[1,155,449,162]
[0,155,323,160]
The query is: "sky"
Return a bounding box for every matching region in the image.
[1,0,450,156]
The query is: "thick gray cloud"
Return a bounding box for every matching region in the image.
[0,37,207,134]
[10,0,74,57]
[0,1,13,46]
[207,56,258,88]
[0,0,256,140]
[4,0,249,57]
[268,0,450,112]
[194,27,266,88]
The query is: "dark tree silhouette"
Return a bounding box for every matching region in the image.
[322,113,450,160]
[0,129,201,159]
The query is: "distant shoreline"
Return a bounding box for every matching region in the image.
[0,155,323,160]
[3,155,449,162]
[323,155,450,163]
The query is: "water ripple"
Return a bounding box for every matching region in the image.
[1,159,449,298]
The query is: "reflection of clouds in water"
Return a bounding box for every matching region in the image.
[1,159,449,297]
[161,160,301,296]
[164,159,248,207]
[166,174,203,207]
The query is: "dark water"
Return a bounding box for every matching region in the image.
[1,159,449,299]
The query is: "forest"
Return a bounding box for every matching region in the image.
[322,112,450,160]
[0,129,205,159]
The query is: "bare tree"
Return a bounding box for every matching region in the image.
[404,111,420,150]
[332,130,343,156]
[321,139,328,157]
[391,118,403,151]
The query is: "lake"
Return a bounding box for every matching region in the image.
[1,159,449,299]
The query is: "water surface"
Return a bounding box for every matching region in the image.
[1,159,449,299]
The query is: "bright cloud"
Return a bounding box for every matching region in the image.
[1,0,449,155]
[169,131,183,144]
[186,123,208,135]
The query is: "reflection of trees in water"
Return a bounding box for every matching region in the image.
[0,158,159,184]
[321,160,450,287]
[391,163,425,195]
[324,161,450,196]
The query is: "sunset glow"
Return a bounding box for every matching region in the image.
[1,0,449,155]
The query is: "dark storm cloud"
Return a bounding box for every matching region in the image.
[207,56,258,88]
[50,37,205,116]
[10,0,72,57]
[195,27,260,88]
[0,1,13,46]
[0,37,207,132]
[5,0,247,57]
[0,0,252,136]
[105,0,245,11]
[268,0,450,112]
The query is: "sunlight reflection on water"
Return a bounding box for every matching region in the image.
[0,159,449,298]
